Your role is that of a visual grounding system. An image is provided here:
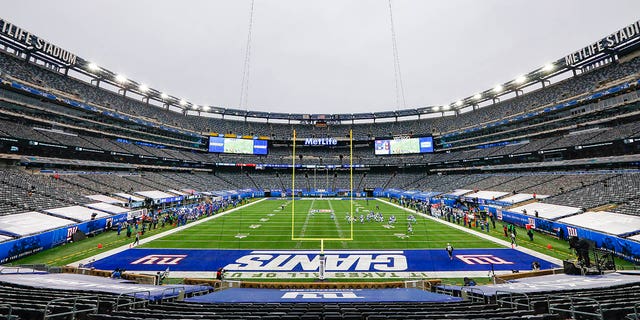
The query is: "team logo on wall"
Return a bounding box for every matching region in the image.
[66,226,78,241]
[527,217,536,229]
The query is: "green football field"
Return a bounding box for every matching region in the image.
[16,196,637,273]
[142,198,501,250]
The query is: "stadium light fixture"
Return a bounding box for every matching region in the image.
[179,99,187,106]
[442,105,450,111]
[432,106,440,112]
[138,84,149,93]
[543,63,554,72]
[473,93,482,100]
[160,93,169,100]
[494,84,503,93]
[515,75,527,84]
[455,100,463,107]
[88,62,100,72]
[115,74,127,84]
[202,105,211,111]
[192,104,199,110]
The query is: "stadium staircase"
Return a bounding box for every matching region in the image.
[277,173,287,191]
[515,175,565,194]
[123,176,163,191]
[57,176,102,195]
[382,172,397,190]
[589,203,619,213]
[356,173,366,191]
[331,173,336,191]
[245,172,260,190]
[213,173,241,189]
[306,173,312,191]
[400,173,429,190]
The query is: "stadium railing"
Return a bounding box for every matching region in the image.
[547,295,604,320]
[0,303,13,320]
[114,291,150,311]
[43,295,99,320]
[496,291,533,311]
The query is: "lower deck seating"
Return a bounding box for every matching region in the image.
[1,277,640,319]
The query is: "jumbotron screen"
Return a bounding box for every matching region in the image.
[374,137,434,155]
[208,137,268,155]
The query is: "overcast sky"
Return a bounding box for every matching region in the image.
[3,0,640,114]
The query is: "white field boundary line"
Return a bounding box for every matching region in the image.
[376,198,564,266]
[149,270,517,279]
[70,198,269,267]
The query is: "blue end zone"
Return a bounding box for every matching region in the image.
[90,248,557,274]
[184,288,463,303]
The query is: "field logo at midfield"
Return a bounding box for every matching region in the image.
[131,254,187,265]
[225,251,407,271]
[281,291,364,299]
[456,254,513,265]
[309,209,334,213]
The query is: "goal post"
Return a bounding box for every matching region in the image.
[290,129,354,242]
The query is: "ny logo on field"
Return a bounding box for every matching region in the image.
[131,254,187,265]
[281,291,364,299]
[456,254,513,265]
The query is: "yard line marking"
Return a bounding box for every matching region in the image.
[328,199,347,248]
[295,198,315,248]
[71,198,268,267]
[376,198,563,266]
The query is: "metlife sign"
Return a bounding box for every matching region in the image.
[90,248,557,279]
[303,138,338,146]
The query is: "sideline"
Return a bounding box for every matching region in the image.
[70,198,268,267]
[157,270,517,279]
[376,198,564,266]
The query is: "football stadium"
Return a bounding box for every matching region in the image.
[1,1,640,319]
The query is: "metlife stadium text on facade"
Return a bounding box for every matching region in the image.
[0,18,77,65]
[565,19,640,66]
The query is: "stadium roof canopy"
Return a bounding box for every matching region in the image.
[0,17,638,123]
